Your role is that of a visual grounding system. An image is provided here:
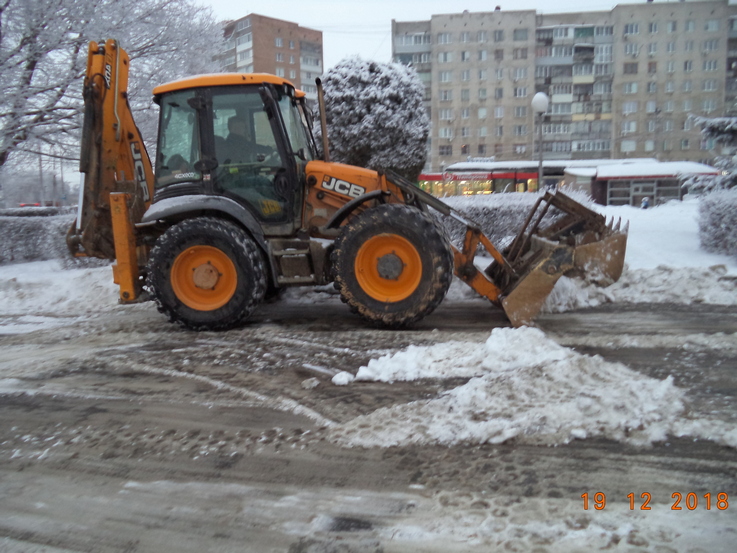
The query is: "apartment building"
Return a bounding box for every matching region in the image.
[217,14,323,100]
[392,1,737,172]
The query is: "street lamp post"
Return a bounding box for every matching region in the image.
[531,92,550,192]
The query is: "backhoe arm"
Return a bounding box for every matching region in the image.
[67,40,155,301]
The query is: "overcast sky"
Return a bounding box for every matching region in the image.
[204,1,734,70]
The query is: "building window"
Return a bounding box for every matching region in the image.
[703,79,717,92]
[478,50,487,61]
[648,22,658,34]
[648,120,657,132]
[515,106,527,118]
[439,71,452,83]
[290,55,295,64]
[663,101,674,113]
[236,18,251,31]
[461,108,470,119]
[514,67,528,80]
[705,19,719,32]
[702,99,717,113]
[438,52,453,63]
[496,68,504,80]
[667,61,676,73]
[681,139,690,150]
[461,89,470,101]
[437,32,452,44]
[478,88,487,100]
[647,82,657,94]
[514,144,527,154]
[439,108,453,120]
[461,144,470,155]
[648,62,657,75]
[514,87,528,98]
[684,60,692,72]
[495,87,503,99]
[667,41,676,54]
[645,140,655,152]
[624,82,638,94]
[478,144,487,155]
[276,53,284,62]
[513,48,528,60]
[275,67,285,77]
[439,145,452,156]
[461,127,470,138]
[479,69,488,81]
[685,20,695,32]
[595,45,613,63]
[461,51,471,62]
[623,63,638,74]
[622,101,638,115]
[289,40,295,49]
[439,89,452,102]
[494,49,504,61]
[595,26,614,36]
[666,21,676,34]
[494,106,504,118]
[703,60,718,72]
[495,125,503,137]
[289,70,296,79]
[683,99,693,111]
[275,37,284,47]
[554,27,569,38]
[621,120,636,135]
[648,43,657,56]
[685,40,694,52]
[646,100,657,113]
[513,29,528,41]
[620,140,637,153]
[478,31,487,43]
[703,39,719,52]
[439,127,453,139]
[461,69,470,81]
[461,32,470,43]
[665,81,674,93]
[493,30,504,42]
[623,23,639,35]
[625,43,639,56]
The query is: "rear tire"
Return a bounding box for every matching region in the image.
[147,217,266,331]
[331,204,453,328]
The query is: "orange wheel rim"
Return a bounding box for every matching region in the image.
[354,234,422,303]
[171,245,237,311]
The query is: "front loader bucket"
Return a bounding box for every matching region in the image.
[482,191,628,326]
[501,245,574,327]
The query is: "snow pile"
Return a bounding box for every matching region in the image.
[329,327,713,448]
[0,260,117,318]
[544,264,737,313]
[699,188,737,257]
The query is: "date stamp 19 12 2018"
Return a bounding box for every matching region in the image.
[582,492,729,511]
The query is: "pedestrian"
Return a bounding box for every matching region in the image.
[641,196,650,209]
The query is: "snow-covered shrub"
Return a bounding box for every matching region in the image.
[436,191,596,250]
[318,57,429,181]
[699,188,737,257]
[0,214,106,267]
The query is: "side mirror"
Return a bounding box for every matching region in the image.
[194,158,218,172]
[294,148,307,161]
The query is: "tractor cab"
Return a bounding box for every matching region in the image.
[152,75,317,233]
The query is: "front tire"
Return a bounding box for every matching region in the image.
[331,204,453,328]
[147,217,266,330]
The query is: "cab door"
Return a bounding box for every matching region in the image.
[209,85,301,235]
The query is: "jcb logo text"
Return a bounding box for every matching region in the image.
[322,176,365,199]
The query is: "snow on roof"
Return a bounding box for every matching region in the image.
[566,168,597,178]
[446,158,657,172]
[594,161,719,179]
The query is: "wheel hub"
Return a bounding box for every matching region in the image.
[192,261,221,290]
[376,252,404,280]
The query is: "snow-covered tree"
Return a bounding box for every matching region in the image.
[0,0,221,169]
[687,117,737,257]
[318,57,430,181]
[684,117,737,193]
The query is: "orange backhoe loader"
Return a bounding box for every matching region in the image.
[68,40,627,330]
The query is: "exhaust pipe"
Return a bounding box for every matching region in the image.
[315,78,330,163]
